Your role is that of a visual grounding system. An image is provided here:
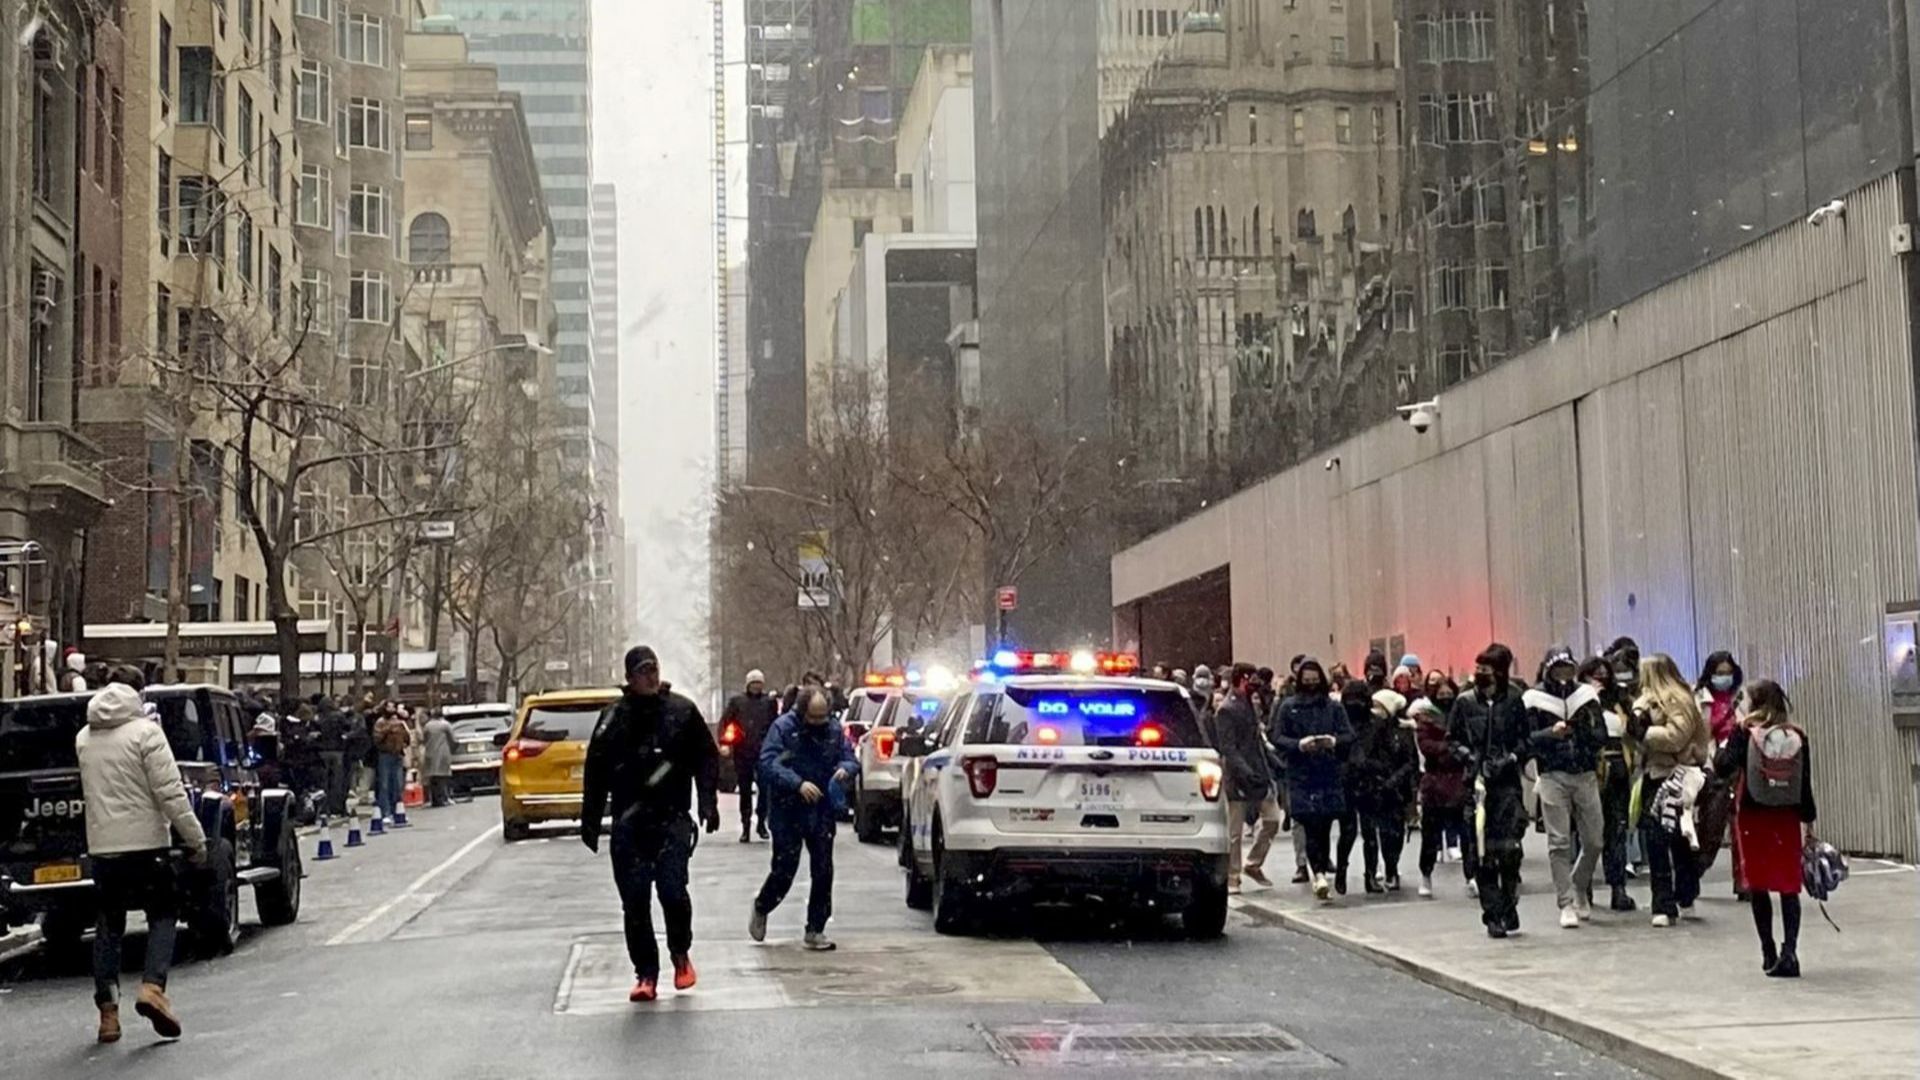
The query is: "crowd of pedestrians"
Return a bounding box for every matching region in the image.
[235,692,458,826]
[1177,637,1821,975]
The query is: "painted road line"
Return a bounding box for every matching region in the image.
[326,823,503,946]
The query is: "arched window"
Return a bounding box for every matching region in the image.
[1205,207,1216,256]
[408,212,451,264]
[1252,206,1262,256]
[1194,207,1204,256]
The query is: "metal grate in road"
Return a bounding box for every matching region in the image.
[982,1022,1333,1070]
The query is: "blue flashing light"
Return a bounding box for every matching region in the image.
[991,649,1021,669]
[1032,698,1138,719]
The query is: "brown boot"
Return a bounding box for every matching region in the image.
[133,983,182,1039]
[97,1003,121,1044]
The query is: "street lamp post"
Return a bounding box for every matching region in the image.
[401,336,554,382]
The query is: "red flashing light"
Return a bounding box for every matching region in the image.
[1135,724,1165,747]
[719,721,741,747]
[863,672,886,686]
[1035,725,1061,745]
[886,674,907,687]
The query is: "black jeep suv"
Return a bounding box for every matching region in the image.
[0,684,302,956]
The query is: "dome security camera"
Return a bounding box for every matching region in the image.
[1397,397,1441,435]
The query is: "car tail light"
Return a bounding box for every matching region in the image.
[1196,761,1223,802]
[962,755,998,798]
[874,728,896,759]
[719,721,741,746]
[503,738,549,763]
[1135,724,1166,747]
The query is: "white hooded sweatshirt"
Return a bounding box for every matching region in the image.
[74,684,208,856]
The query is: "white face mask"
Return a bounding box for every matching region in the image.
[1710,675,1735,693]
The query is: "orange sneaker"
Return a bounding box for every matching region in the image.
[628,978,658,1003]
[671,954,697,991]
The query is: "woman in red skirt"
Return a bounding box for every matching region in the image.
[1713,680,1817,977]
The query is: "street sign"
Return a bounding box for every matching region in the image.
[544,659,571,673]
[421,520,456,542]
[798,533,832,610]
[996,586,1019,612]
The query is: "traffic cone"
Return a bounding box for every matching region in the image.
[368,813,386,836]
[315,817,338,861]
[391,803,411,829]
[403,773,426,808]
[345,812,365,848]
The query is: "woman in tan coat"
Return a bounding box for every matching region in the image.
[1632,654,1712,926]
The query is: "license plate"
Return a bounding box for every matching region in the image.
[1076,777,1123,811]
[33,863,81,885]
[568,765,585,781]
[463,741,489,753]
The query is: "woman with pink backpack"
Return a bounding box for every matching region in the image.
[1713,680,1817,977]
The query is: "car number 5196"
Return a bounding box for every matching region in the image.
[1076,777,1123,811]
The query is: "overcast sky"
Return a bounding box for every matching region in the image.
[593,0,737,696]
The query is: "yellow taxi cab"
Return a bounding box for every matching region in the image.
[498,688,620,841]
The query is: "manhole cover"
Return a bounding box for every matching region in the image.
[983,1023,1332,1070]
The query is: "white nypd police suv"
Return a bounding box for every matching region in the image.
[895,650,1230,938]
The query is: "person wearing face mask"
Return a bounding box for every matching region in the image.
[1362,649,1390,692]
[1696,652,1746,746]
[1272,658,1355,902]
[1413,676,1474,898]
[1217,664,1281,891]
[1349,683,1417,893]
[1712,680,1817,977]
[1266,662,1312,884]
[1632,653,1713,927]
[1525,647,1606,928]
[1447,644,1533,938]
[751,688,860,951]
[1585,655,1638,911]
[1326,661,1353,692]
[1399,654,1424,692]
[581,646,723,1003]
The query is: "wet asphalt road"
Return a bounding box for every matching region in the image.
[0,797,1644,1079]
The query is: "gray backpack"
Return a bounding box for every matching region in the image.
[1745,724,1806,808]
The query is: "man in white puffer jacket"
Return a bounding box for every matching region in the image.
[75,678,208,1044]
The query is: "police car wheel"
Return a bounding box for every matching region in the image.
[1183,877,1230,940]
[931,831,972,935]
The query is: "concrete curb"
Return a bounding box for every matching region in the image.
[1234,896,1738,1080]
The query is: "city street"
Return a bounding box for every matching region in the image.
[1,797,1644,1079]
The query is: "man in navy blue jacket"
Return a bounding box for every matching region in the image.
[750,688,859,950]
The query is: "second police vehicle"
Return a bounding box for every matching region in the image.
[896,650,1230,938]
[846,669,950,843]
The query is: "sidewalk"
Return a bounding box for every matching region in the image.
[1232,831,1920,1080]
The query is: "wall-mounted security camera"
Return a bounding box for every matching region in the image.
[1807,199,1845,227]
[1323,456,1340,471]
[1396,397,1440,435]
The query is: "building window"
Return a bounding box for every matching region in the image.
[347,97,388,151]
[158,17,172,103]
[297,164,330,227]
[296,59,329,123]
[295,0,329,20]
[1371,106,1385,144]
[177,176,224,257]
[267,248,283,325]
[341,13,387,67]
[1431,261,1472,310]
[156,150,172,245]
[1335,107,1352,144]
[179,46,214,124]
[269,25,283,98]
[240,0,254,46]
[1480,262,1510,309]
[348,270,388,322]
[1522,193,1550,251]
[1291,109,1305,146]
[301,268,330,333]
[268,138,282,207]
[1329,36,1347,62]
[408,212,451,263]
[404,112,432,150]
[348,354,387,408]
[1477,180,1506,223]
[237,88,254,180]
[236,212,255,286]
[25,262,56,420]
[348,183,389,237]
[1441,344,1473,385]
[1416,13,1495,63]
[1392,288,1415,331]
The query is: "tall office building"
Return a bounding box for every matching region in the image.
[440,0,596,471]
[589,182,626,639]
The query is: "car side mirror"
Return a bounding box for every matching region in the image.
[492,731,511,748]
[896,731,930,757]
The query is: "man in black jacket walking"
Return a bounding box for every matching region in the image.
[581,646,721,1002]
[720,669,779,842]
[1447,643,1533,938]
[1216,663,1280,891]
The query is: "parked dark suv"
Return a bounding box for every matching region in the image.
[0,684,302,956]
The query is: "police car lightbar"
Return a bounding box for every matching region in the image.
[862,670,908,688]
[974,649,1139,677]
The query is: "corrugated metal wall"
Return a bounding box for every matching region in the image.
[1111,173,1920,857]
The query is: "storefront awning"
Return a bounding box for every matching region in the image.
[231,651,441,677]
[83,620,331,660]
